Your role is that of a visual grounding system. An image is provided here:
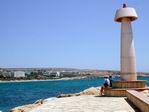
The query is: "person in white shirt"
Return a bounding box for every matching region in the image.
[100,76,110,96]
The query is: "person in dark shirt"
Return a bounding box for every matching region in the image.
[109,75,113,87]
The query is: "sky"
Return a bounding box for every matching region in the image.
[0,0,149,72]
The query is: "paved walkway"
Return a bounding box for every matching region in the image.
[30,95,137,112]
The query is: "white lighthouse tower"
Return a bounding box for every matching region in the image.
[115,4,138,81]
[104,4,147,97]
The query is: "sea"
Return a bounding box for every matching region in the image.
[0,76,149,112]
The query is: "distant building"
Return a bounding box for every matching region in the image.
[49,72,61,77]
[60,71,79,77]
[14,71,25,78]
[2,71,13,77]
[56,72,60,77]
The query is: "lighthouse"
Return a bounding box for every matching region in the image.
[104,4,147,97]
[115,4,138,81]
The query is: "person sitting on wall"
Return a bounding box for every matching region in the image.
[100,75,110,96]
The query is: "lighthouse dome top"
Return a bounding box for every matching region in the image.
[115,4,138,22]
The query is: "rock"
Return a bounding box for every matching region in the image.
[57,87,100,98]
[141,90,149,97]
[10,99,45,112]
[141,90,149,94]
[10,108,24,112]
[34,99,44,104]
[81,87,100,95]
[57,93,77,98]
[10,104,36,112]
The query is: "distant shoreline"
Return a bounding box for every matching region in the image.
[0,75,149,83]
[0,76,89,83]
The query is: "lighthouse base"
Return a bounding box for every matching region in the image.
[104,80,148,97]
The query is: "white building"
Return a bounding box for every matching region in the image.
[2,71,13,77]
[14,71,25,78]
[56,72,60,77]
[49,71,61,77]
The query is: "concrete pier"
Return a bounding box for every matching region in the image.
[30,96,137,112]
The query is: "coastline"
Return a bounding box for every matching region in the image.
[0,76,88,83]
[0,75,149,83]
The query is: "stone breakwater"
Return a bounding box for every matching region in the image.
[10,96,138,112]
[10,87,101,112]
[10,99,45,112]
[57,87,101,98]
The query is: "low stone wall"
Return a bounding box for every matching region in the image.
[112,80,147,88]
[104,87,149,97]
[126,90,149,112]
[104,88,126,97]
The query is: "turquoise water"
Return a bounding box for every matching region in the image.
[0,76,149,112]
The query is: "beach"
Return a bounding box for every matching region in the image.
[0,76,88,83]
